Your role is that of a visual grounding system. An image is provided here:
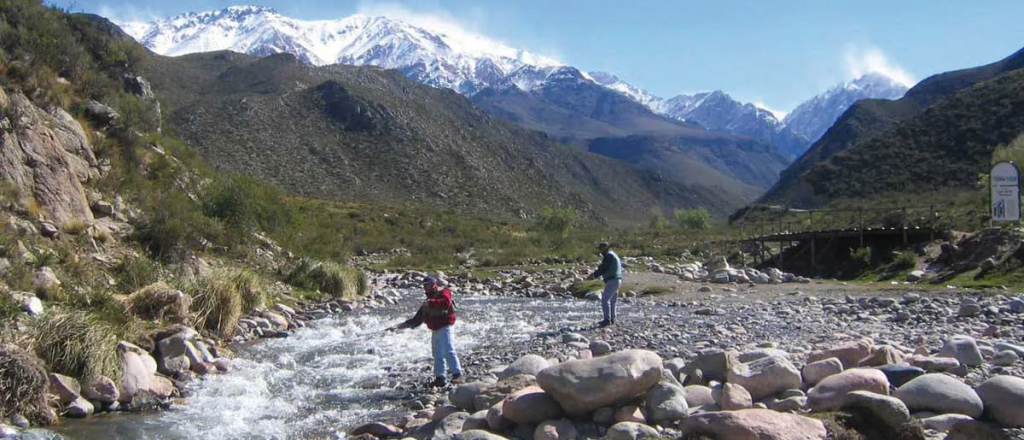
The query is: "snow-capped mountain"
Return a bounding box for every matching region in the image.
[784,73,909,144]
[589,72,666,113]
[120,5,562,95]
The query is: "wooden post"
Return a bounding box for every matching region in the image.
[859,208,865,248]
[902,206,908,245]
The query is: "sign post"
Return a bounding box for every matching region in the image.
[990,162,1021,225]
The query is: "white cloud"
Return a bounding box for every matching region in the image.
[844,46,917,87]
[97,3,160,24]
[753,101,787,120]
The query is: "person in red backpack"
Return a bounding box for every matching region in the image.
[387,276,464,388]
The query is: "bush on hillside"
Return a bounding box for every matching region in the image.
[894,251,917,271]
[534,206,578,238]
[30,310,122,380]
[126,282,190,323]
[183,272,243,339]
[114,255,161,293]
[202,174,291,244]
[286,258,367,299]
[675,207,711,230]
[0,344,48,423]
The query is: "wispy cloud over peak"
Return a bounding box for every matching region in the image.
[844,46,917,87]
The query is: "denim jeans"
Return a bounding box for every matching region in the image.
[601,279,621,321]
[431,326,463,378]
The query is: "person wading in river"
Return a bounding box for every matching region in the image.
[386,276,464,388]
[587,242,622,327]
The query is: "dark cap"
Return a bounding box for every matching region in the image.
[422,276,438,286]
[598,242,610,249]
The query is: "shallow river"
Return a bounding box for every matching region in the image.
[44,290,631,440]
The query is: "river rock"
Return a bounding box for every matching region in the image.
[992,351,1018,366]
[682,350,737,383]
[920,414,975,432]
[939,335,984,367]
[909,356,960,372]
[351,422,404,438]
[593,407,615,426]
[589,341,612,356]
[684,385,715,408]
[716,383,753,410]
[807,368,889,411]
[859,345,903,367]
[82,375,119,404]
[456,430,509,440]
[875,364,925,388]
[603,422,660,440]
[499,355,550,379]
[842,391,911,431]
[894,374,983,418]
[664,358,686,379]
[802,357,843,386]
[450,382,490,412]
[738,348,789,363]
[645,381,688,425]
[537,349,662,416]
[48,373,81,404]
[501,386,563,424]
[461,410,489,432]
[65,397,94,418]
[432,405,460,422]
[411,411,471,440]
[807,339,873,370]
[118,352,150,403]
[726,355,802,401]
[944,420,1012,440]
[614,405,644,423]
[975,375,1024,427]
[146,375,175,398]
[486,402,512,431]
[679,409,827,440]
[534,419,577,440]
[157,333,191,377]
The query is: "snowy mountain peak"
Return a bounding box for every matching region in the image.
[784,73,909,143]
[588,71,666,113]
[119,5,562,95]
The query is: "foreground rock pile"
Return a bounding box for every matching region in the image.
[354,345,1024,440]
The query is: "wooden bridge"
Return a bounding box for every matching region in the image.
[726,205,948,275]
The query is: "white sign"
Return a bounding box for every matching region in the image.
[991,162,1021,222]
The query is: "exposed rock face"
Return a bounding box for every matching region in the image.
[0,88,98,225]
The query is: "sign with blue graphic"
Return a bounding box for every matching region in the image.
[991,162,1021,222]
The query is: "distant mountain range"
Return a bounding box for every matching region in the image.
[117,6,909,159]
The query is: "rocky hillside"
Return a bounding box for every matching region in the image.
[758,46,1024,208]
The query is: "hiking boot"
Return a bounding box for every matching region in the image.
[597,320,611,327]
[426,376,447,388]
[451,374,465,384]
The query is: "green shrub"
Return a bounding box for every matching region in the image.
[202,174,291,244]
[894,251,918,271]
[285,258,367,299]
[0,343,48,422]
[533,206,578,238]
[0,295,21,325]
[675,207,711,230]
[30,310,122,380]
[114,255,161,293]
[182,272,243,339]
[136,189,223,258]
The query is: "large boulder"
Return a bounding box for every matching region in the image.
[893,374,983,418]
[715,383,753,411]
[156,333,191,377]
[0,91,97,225]
[410,411,471,440]
[938,335,984,368]
[450,382,491,412]
[682,350,737,383]
[537,349,662,416]
[501,386,563,424]
[499,355,550,379]
[683,385,716,408]
[944,420,1012,440]
[807,340,873,370]
[644,381,689,425]
[807,368,889,411]
[351,422,404,438]
[802,357,843,386]
[841,391,911,432]
[48,373,81,404]
[875,364,925,388]
[975,375,1024,427]
[81,375,119,404]
[118,351,151,404]
[65,396,94,418]
[726,355,802,401]
[602,422,660,440]
[679,409,827,440]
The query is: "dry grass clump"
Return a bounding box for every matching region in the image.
[0,343,48,422]
[29,310,122,380]
[227,268,267,313]
[126,282,191,323]
[183,271,243,339]
[285,257,368,299]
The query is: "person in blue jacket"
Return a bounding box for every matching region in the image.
[586,242,622,327]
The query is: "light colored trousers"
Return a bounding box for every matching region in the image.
[431,326,463,378]
[601,279,621,321]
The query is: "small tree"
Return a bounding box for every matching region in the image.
[674,207,711,230]
[649,207,669,230]
[535,206,577,238]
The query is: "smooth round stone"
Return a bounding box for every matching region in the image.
[875,364,925,388]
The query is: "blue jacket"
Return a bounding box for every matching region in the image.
[592,250,622,282]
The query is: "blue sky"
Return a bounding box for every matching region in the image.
[53,0,1024,113]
